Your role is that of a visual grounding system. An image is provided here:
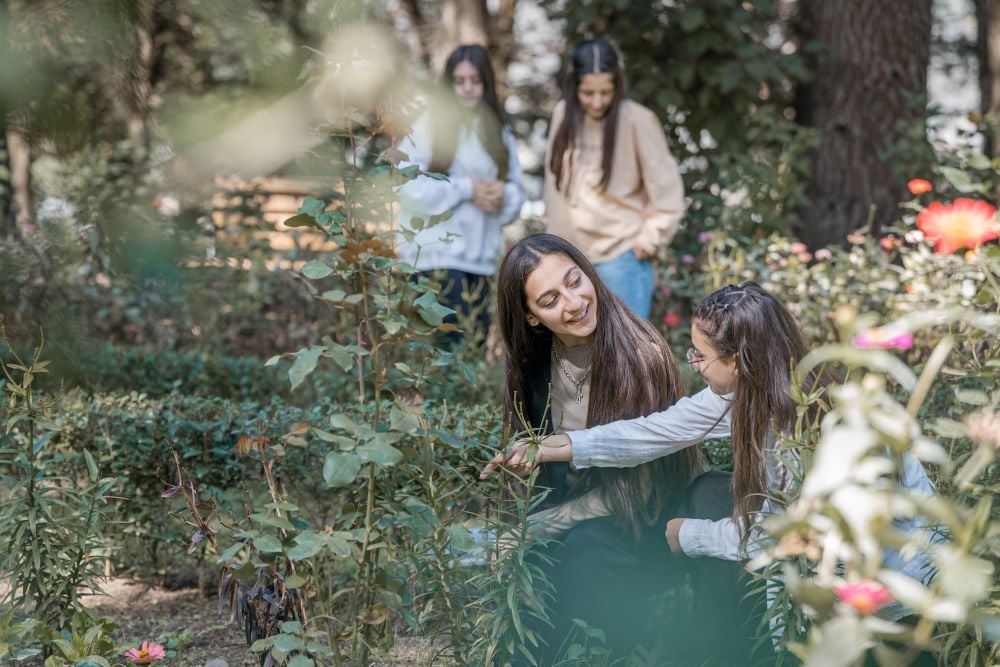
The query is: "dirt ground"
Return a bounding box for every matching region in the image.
[81,579,438,667]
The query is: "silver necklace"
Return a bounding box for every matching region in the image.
[552,340,591,403]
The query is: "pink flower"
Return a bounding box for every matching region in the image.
[680,254,695,265]
[797,251,813,262]
[698,231,716,244]
[879,236,902,254]
[853,328,914,350]
[907,178,933,195]
[814,248,832,261]
[125,641,167,664]
[834,580,894,615]
[662,311,681,328]
[790,241,808,254]
[659,284,673,297]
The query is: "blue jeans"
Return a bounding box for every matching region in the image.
[594,249,654,319]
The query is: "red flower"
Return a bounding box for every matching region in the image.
[916,198,999,254]
[834,580,894,615]
[662,311,681,328]
[907,178,933,195]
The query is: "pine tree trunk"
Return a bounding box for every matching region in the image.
[794,0,933,248]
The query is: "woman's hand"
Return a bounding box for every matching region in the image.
[665,518,685,554]
[632,237,656,261]
[473,180,504,212]
[479,434,573,480]
[480,443,536,479]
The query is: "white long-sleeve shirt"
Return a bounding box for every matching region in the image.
[566,388,939,585]
[396,112,524,275]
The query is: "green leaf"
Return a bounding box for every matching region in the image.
[250,637,275,652]
[678,5,705,32]
[284,574,307,589]
[271,633,305,652]
[357,436,403,466]
[300,196,325,217]
[289,346,324,390]
[323,451,362,488]
[414,290,455,327]
[83,450,98,482]
[389,406,420,434]
[301,260,333,280]
[956,388,990,406]
[284,213,321,229]
[74,658,111,667]
[938,166,982,193]
[216,542,244,563]
[287,656,314,667]
[929,418,966,439]
[254,534,284,553]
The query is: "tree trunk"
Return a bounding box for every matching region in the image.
[488,0,517,96]
[7,128,31,226]
[126,0,156,168]
[399,0,433,69]
[441,0,489,55]
[0,0,11,238]
[981,0,1000,157]
[794,0,933,248]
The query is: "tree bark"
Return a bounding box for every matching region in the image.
[125,0,156,168]
[0,0,11,238]
[794,0,933,247]
[980,0,1000,157]
[441,0,489,54]
[488,0,517,96]
[7,128,31,226]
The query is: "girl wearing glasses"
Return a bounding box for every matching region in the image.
[494,233,702,660]
[482,281,938,663]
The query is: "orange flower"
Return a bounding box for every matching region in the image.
[916,198,999,254]
[907,178,933,195]
[834,580,893,615]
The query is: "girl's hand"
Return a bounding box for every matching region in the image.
[479,443,536,479]
[473,180,504,212]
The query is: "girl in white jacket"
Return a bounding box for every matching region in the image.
[396,44,524,343]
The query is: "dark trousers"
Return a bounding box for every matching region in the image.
[529,470,762,665]
[667,470,764,666]
[420,269,492,346]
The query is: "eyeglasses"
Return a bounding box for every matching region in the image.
[686,347,719,369]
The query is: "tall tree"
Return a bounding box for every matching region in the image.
[0,0,13,237]
[794,0,933,247]
[976,0,1000,157]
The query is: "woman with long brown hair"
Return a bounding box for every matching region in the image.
[396,44,524,343]
[544,37,684,318]
[483,281,939,663]
[493,233,702,660]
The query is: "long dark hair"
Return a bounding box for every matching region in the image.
[548,38,626,192]
[693,282,830,551]
[429,44,509,179]
[498,234,701,539]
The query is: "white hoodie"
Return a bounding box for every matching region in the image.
[396,112,525,275]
